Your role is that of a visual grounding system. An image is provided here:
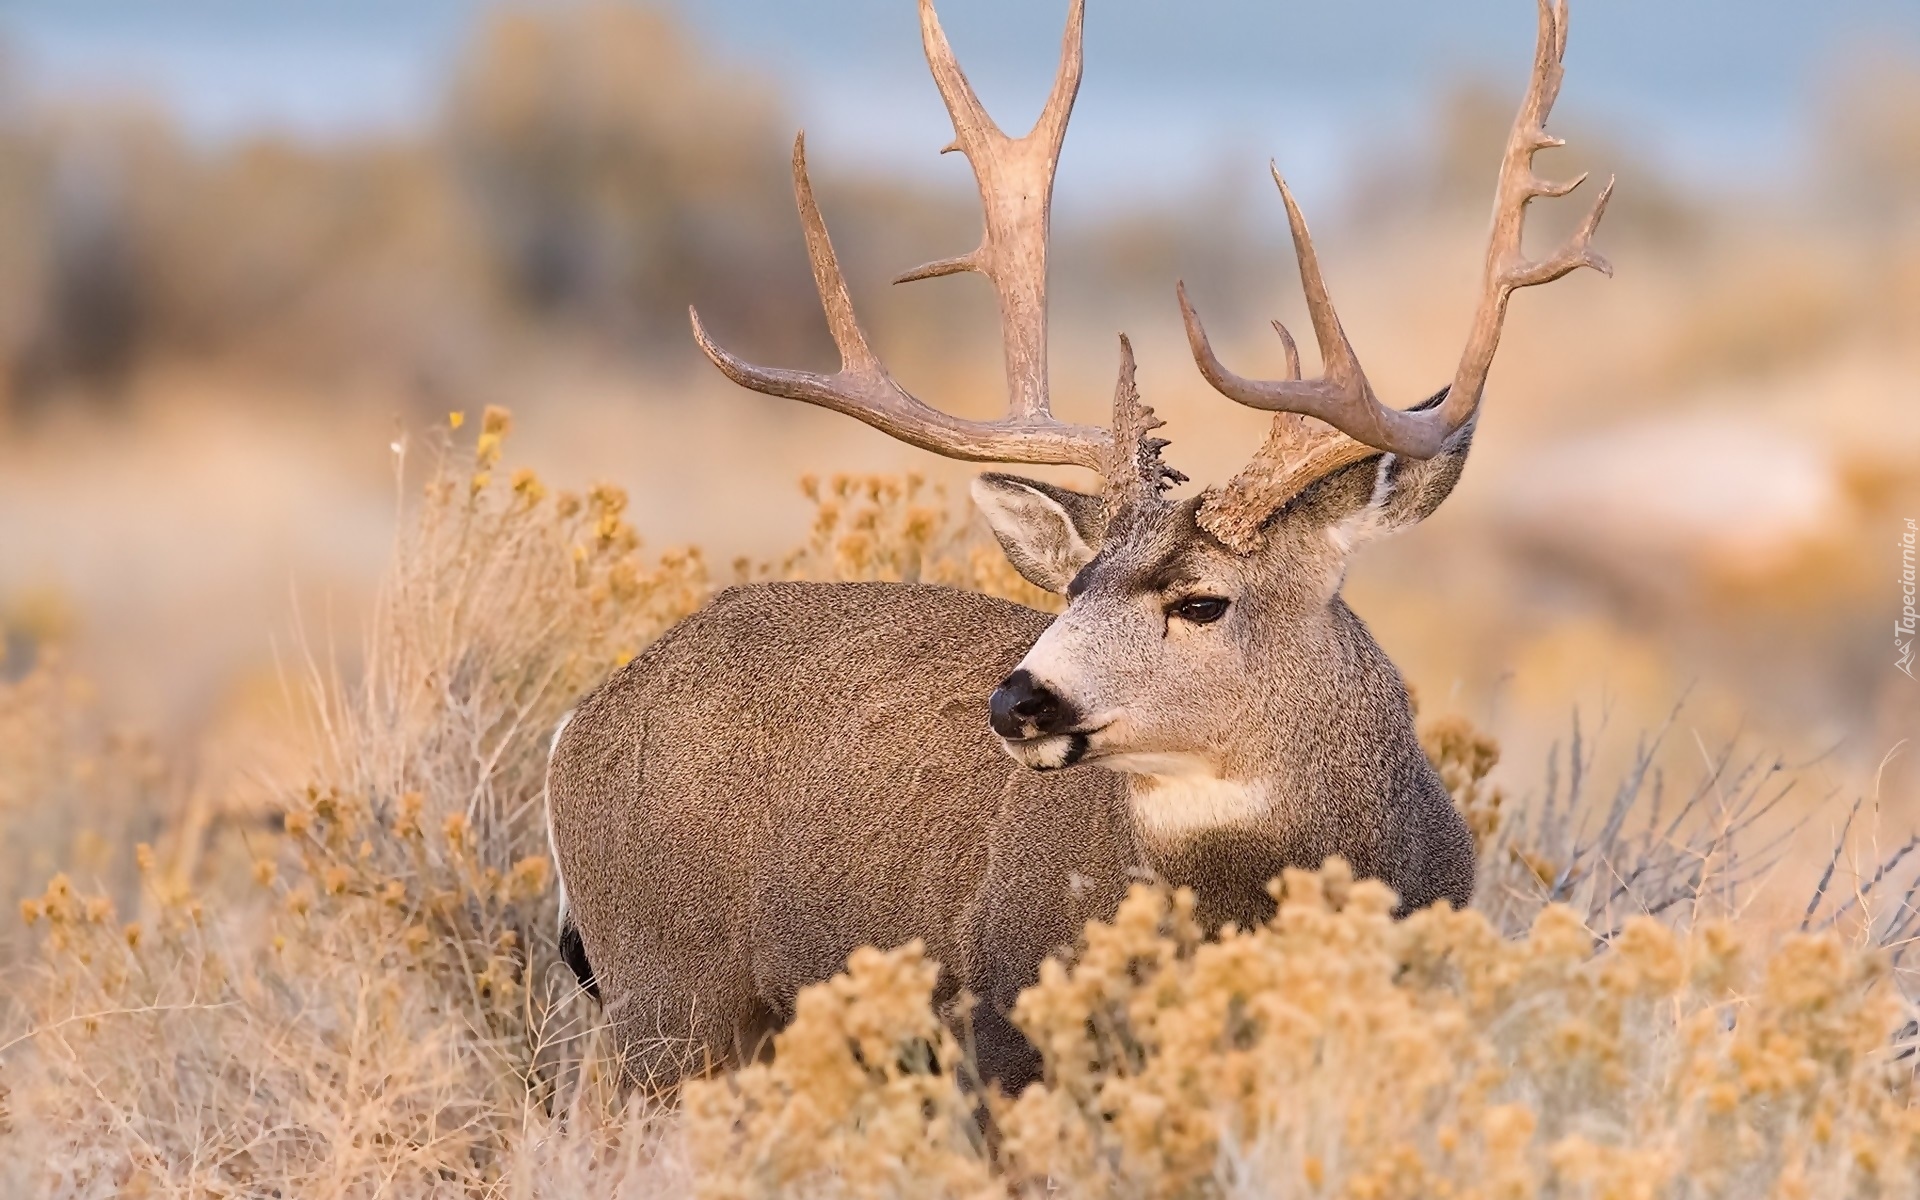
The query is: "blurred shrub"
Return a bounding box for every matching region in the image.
[0,643,172,967]
[1821,49,1920,229]
[0,6,838,413]
[766,471,1059,611]
[1349,78,1700,245]
[0,106,494,411]
[0,3,1271,420]
[444,5,822,362]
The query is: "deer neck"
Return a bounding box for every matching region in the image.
[1115,758,1301,934]
[1113,729,1362,933]
[1116,614,1387,855]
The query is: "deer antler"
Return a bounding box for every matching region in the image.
[1185,0,1611,549]
[690,0,1135,481]
[1104,334,1188,507]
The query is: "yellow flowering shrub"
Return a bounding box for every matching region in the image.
[687,944,997,1200]
[764,470,1060,612]
[691,863,1920,1200]
[1421,711,1506,844]
[0,645,172,967]
[1,413,712,1194]
[322,412,711,879]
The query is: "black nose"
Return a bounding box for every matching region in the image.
[989,669,1070,738]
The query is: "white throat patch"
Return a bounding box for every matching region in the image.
[1108,753,1271,841]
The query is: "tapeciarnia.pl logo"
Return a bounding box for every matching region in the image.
[1900,518,1917,679]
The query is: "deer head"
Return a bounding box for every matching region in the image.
[691,0,1610,799]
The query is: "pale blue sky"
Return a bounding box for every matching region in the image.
[5,1,1917,211]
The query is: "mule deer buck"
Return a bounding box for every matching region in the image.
[547,0,1610,1092]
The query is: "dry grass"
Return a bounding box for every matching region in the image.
[0,418,1915,1197]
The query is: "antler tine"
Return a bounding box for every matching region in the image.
[1180,0,1610,465]
[1177,164,1402,445]
[690,133,1109,471]
[912,0,1082,159]
[1269,320,1302,381]
[895,0,1085,424]
[1102,334,1188,506]
[1438,0,1614,409]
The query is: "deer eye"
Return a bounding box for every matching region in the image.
[1168,596,1229,625]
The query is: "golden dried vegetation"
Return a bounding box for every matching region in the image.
[695,871,1917,1199]
[0,418,1914,1198]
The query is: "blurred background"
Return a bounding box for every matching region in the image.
[0,0,1917,848]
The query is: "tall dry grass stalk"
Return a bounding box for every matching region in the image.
[0,414,1915,1197]
[302,405,711,869]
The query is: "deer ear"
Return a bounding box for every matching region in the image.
[1312,412,1477,555]
[971,473,1107,594]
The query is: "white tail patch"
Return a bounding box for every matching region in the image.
[546,710,575,931]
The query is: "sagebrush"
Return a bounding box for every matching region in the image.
[0,415,1912,1198]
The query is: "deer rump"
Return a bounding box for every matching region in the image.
[548,582,1132,1092]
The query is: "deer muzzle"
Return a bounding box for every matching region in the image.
[988,669,1095,771]
[989,669,1074,738]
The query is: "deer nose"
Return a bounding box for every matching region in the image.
[989,669,1069,738]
